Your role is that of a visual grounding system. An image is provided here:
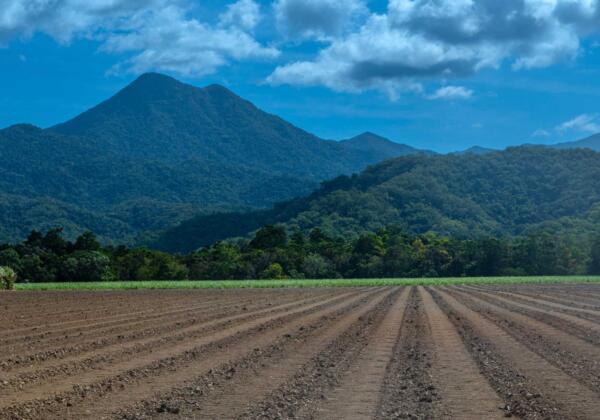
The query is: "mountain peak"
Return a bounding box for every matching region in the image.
[126,74,235,98]
[340,131,433,158]
[119,72,185,97]
[130,72,180,85]
[350,132,391,143]
[2,123,43,135]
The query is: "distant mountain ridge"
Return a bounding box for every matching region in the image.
[0,73,427,243]
[552,133,600,152]
[339,132,434,160]
[3,71,600,246]
[455,146,497,155]
[155,146,600,252]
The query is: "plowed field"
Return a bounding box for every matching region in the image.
[1,284,599,419]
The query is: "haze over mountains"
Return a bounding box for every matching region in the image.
[0,73,427,243]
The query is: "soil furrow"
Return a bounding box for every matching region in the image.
[0,291,323,346]
[450,287,600,393]
[0,291,329,369]
[420,287,506,419]
[0,297,241,341]
[375,287,436,420]
[0,292,229,331]
[489,289,600,311]
[464,287,600,345]
[0,290,353,393]
[432,287,600,419]
[127,288,397,419]
[240,289,399,420]
[0,289,376,419]
[4,284,600,419]
[473,287,600,321]
[308,287,411,420]
[56,288,388,420]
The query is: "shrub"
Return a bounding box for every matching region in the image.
[0,266,17,290]
[260,263,286,280]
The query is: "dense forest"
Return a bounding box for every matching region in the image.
[2,226,599,283]
[157,146,600,253]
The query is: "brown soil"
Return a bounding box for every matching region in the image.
[1,284,599,419]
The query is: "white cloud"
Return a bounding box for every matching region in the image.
[269,0,600,95]
[4,0,600,96]
[532,128,551,137]
[219,0,262,32]
[274,0,368,40]
[427,85,473,100]
[0,0,160,45]
[0,0,278,77]
[556,113,600,133]
[104,4,278,77]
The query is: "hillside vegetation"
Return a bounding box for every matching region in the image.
[0,73,423,243]
[156,147,600,252]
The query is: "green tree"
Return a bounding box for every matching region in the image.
[60,251,115,282]
[20,255,55,283]
[73,232,101,252]
[301,253,333,279]
[249,225,287,250]
[589,238,600,275]
[41,228,69,255]
[0,249,21,272]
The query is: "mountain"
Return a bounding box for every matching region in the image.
[0,73,421,243]
[552,133,600,152]
[455,146,497,155]
[51,73,380,180]
[339,132,433,160]
[155,146,600,252]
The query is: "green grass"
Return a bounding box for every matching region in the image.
[13,276,600,291]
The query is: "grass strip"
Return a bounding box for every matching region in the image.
[13,276,600,291]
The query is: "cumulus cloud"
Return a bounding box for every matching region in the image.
[0,0,277,76]
[104,4,278,77]
[219,0,262,32]
[0,0,159,44]
[269,0,600,95]
[274,0,368,39]
[427,85,473,100]
[4,0,600,96]
[556,113,600,133]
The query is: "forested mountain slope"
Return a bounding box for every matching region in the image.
[156,147,600,252]
[50,73,412,179]
[0,73,426,243]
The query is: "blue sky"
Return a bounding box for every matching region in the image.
[2,0,600,153]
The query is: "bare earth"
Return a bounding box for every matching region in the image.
[1,284,599,419]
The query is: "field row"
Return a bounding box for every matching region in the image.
[0,284,599,418]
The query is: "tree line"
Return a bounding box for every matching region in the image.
[1,226,600,283]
